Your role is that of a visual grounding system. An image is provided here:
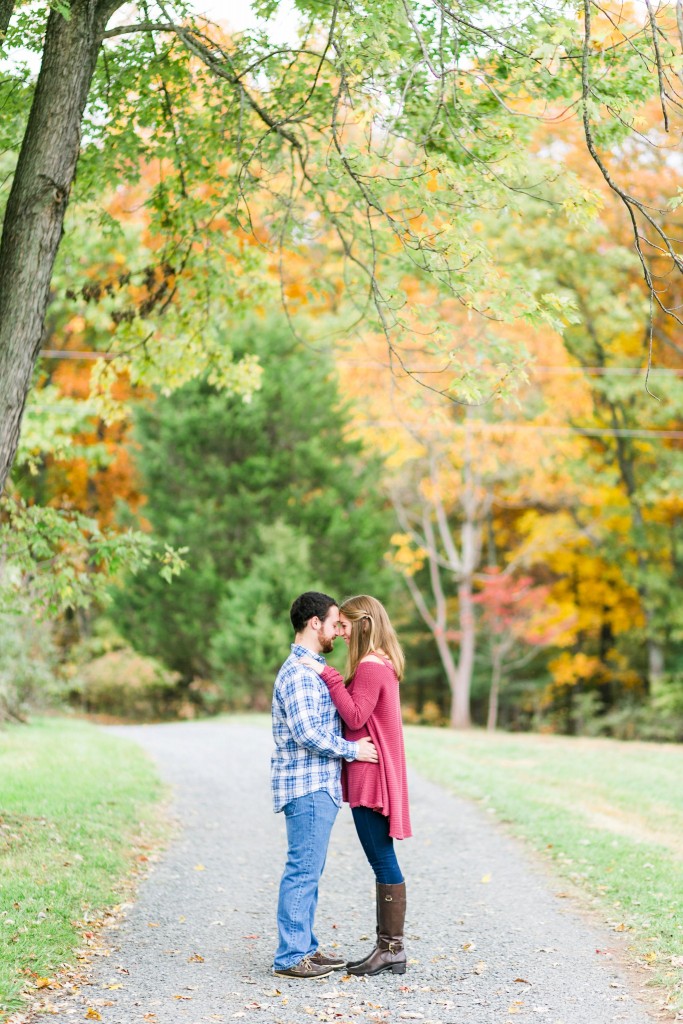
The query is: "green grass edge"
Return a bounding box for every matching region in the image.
[0,717,167,1020]
[404,726,683,1015]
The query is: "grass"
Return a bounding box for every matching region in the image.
[404,726,683,1013]
[0,716,165,1019]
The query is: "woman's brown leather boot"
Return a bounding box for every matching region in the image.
[347,882,406,976]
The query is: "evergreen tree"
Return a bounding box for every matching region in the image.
[112,319,393,684]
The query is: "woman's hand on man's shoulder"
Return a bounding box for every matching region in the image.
[298,657,324,675]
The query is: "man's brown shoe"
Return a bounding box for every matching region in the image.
[273,956,334,979]
[310,950,346,970]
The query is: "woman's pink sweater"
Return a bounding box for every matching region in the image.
[321,659,412,840]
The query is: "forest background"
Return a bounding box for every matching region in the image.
[1,0,683,740]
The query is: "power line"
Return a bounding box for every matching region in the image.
[462,422,683,440]
[532,366,683,376]
[365,421,683,441]
[39,351,683,376]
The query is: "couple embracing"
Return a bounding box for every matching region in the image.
[270,591,412,980]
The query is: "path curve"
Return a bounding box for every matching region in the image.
[51,720,654,1024]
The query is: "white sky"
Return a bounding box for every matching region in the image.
[191,0,299,43]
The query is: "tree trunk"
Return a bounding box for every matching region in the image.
[608,404,665,689]
[0,1,117,494]
[486,650,502,731]
[449,417,479,729]
[648,639,664,687]
[451,577,474,728]
[433,627,460,714]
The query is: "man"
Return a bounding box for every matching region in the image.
[271,591,378,979]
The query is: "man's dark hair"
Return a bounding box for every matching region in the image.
[290,592,338,633]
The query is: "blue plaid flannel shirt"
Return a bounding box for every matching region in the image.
[271,643,358,812]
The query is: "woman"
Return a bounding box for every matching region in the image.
[301,594,411,976]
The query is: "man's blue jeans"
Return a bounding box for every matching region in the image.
[273,790,339,970]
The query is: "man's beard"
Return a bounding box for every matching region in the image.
[319,634,335,654]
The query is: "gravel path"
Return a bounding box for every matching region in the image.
[53,720,654,1024]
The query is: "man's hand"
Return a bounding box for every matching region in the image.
[355,737,379,763]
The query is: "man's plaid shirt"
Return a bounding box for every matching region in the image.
[271,643,358,813]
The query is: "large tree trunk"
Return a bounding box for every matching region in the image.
[0,1,118,494]
[0,0,15,38]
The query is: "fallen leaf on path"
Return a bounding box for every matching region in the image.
[85,1011,102,1021]
[147,922,160,928]
[514,978,531,984]
[173,994,192,1000]
[188,954,204,962]
[107,983,123,989]
[34,977,57,989]
[143,1015,157,1022]
[554,892,570,899]
[194,864,206,871]
[462,942,476,952]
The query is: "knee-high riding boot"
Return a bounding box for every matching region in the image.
[347,881,406,976]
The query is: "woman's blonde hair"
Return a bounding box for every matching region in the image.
[341,594,405,682]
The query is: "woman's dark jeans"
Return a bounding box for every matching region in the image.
[351,805,404,884]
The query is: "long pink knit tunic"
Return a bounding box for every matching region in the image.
[321,658,412,840]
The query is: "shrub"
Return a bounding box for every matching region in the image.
[0,595,60,723]
[72,647,184,721]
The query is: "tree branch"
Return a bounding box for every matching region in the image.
[402,570,437,634]
[643,0,669,131]
[580,0,683,345]
[103,20,175,38]
[155,1,303,152]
